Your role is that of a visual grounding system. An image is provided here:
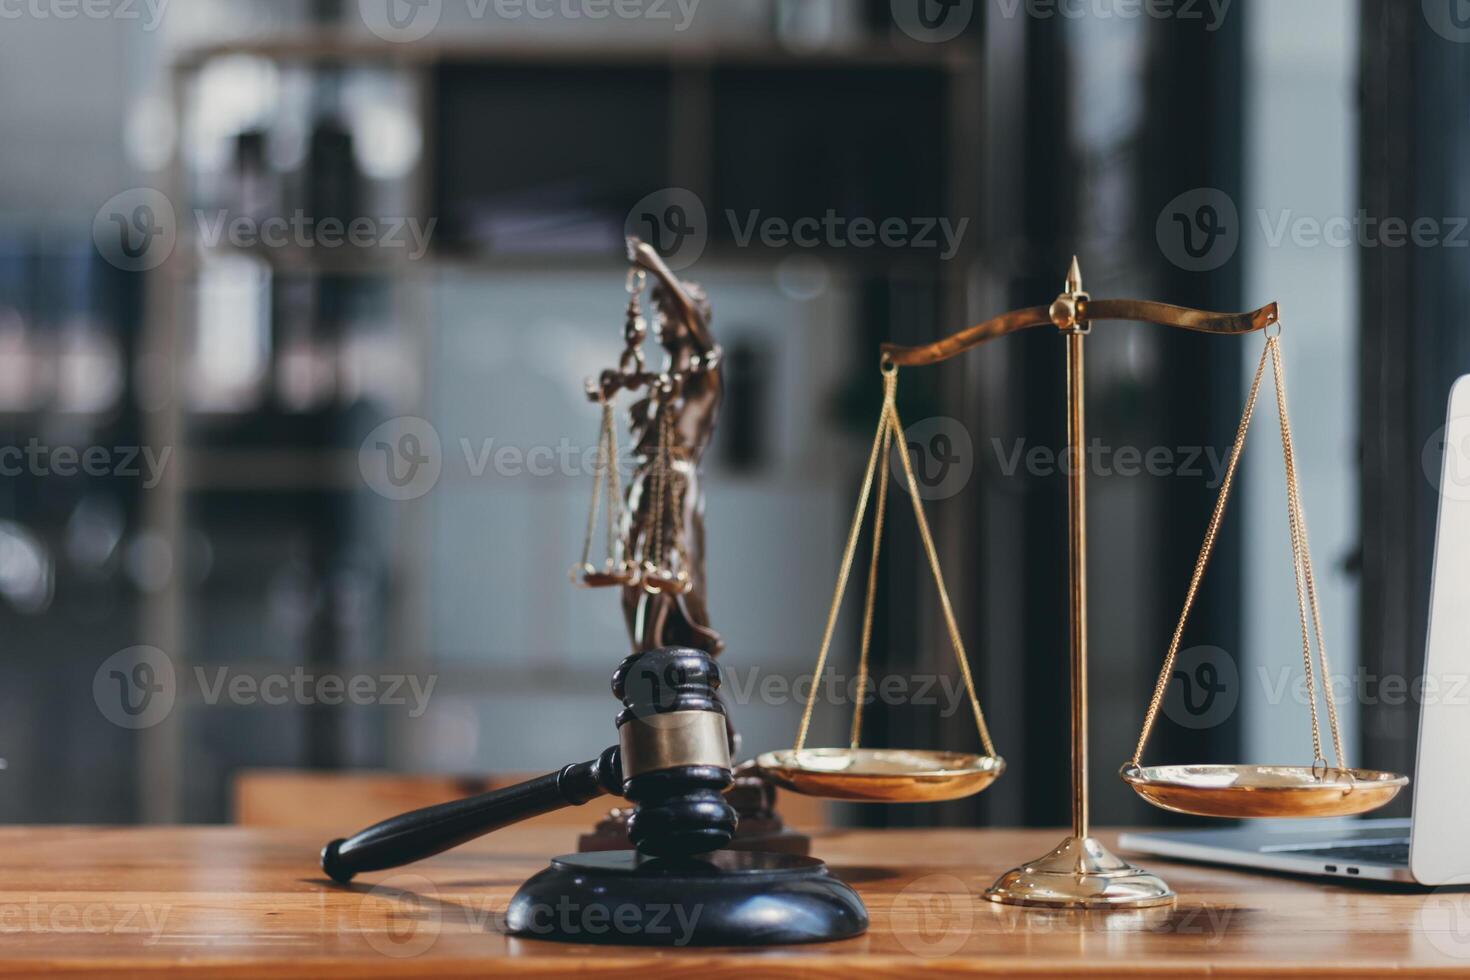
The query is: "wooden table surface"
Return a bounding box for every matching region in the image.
[3,825,1468,977]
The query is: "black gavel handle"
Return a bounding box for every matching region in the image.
[321,745,623,883]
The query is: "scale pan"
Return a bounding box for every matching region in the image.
[755,748,1004,803]
[572,564,637,588]
[579,573,629,588]
[1121,764,1408,819]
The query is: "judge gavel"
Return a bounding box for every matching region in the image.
[321,647,738,882]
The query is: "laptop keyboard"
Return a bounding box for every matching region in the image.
[1285,840,1410,866]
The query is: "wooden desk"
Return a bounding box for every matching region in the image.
[1,826,1466,977]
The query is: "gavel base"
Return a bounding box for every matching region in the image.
[505,849,867,946]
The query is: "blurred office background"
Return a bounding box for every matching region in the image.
[0,0,1460,828]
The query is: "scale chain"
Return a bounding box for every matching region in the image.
[578,396,613,573]
[849,413,891,749]
[604,401,623,566]
[1270,337,1345,771]
[792,371,897,753]
[888,395,996,758]
[1130,332,1344,775]
[1131,341,1269,767]
[794,366,996,759]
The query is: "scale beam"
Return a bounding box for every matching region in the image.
[880,298,1279,368]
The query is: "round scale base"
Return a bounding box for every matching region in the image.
[506,849,868,946]
[984,836,1174,910]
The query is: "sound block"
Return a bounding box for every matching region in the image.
[505,849,867,946]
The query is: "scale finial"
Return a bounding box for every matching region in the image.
[1049,256,1088,331]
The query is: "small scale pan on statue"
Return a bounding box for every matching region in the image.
[1120,329,1407,818]
[755,363,1005,803]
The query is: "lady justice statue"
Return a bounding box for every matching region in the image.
[573,236,723,655]
[573,237,806,853]
[617,238,724,655]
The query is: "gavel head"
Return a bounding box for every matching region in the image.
[612,647,737,857]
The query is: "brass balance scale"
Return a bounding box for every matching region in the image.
[753,258,1409,909]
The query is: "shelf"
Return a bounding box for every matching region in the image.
[174,33,979,73]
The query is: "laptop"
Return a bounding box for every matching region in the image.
[1120,374,1470,887]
